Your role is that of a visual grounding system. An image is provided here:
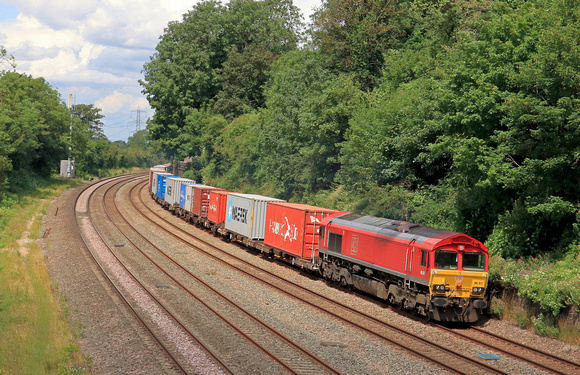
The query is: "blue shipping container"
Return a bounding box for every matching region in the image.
[156,174,178,199]
[180,183,197,210]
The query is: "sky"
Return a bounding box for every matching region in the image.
[0,0,321,142]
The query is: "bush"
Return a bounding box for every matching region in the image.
[488,252,580,317]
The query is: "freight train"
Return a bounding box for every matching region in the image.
[149,166,489,323]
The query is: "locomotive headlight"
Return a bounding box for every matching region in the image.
[433,284,446,291]
[472,287,485,294]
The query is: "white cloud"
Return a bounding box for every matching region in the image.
[0,0,322,140]
[95,90,147,114]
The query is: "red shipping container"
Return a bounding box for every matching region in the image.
[207,190,230,224]
[264,202,338,260]
[191,185,225,218]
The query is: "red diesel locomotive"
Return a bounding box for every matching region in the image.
[318,212,488,322]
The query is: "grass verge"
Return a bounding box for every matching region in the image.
[0,177,95,374]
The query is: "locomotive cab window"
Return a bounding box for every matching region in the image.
[328,232,342,253]
[420,250,428,267]
[463,252,486,271]
[434,250,457,270]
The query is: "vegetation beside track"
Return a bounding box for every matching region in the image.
[487,254,580,345]
[0,176,94,374]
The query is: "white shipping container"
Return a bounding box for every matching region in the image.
[225,193,283,240]
[165,177,193,206]
[183,183,202,212]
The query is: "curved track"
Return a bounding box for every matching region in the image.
[78,174,342,374]
[103,176,340,374]
[76,175,231,374]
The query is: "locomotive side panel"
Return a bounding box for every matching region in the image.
[373,238,410,279]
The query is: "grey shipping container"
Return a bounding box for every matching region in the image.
[225,193,283,240]
[165,177,193,206]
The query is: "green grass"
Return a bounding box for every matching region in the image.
[0,177,95,374]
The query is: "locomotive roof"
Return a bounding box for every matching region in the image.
[329,213,461,245]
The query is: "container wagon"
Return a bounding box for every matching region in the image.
[262,202,339,270]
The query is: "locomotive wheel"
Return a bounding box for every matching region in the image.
[388,293,402,309]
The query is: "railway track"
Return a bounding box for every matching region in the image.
[75,175,192,374]
[77,175,234,374]
[126,178,518,374]
[442,325,580,374]
[100,176,341,374]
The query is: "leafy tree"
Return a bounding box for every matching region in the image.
[339,78,449,191]
[0,72,69,187]
[73,104,106,139]
[213,44,277,120]
[140,0,303,157]
[127,129,149,149]
[213,113,262,190]
[429,0,580,256]
[0,45,16,70]
[257,50,363,198]
[311,0,412,89]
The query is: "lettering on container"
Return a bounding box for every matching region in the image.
[209,202,217,212]
[269,217,298,242]
[231,206,248,224]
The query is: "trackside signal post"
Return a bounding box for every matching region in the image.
[61,94,75,178]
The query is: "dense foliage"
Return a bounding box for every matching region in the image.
[140,0,304,157]
[0,72,70,191]
[143,0,580,263]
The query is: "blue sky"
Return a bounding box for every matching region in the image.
[0,0,320,141]
[0,3,17,20]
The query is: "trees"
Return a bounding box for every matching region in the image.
[140,0,303,158]
[311,0,412,90]
[0,72,69,188]
[334,0,580,257]
[0,46,16,70]
[140,0,580,258]
[73,104,106,139]
[257,50,363,198]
